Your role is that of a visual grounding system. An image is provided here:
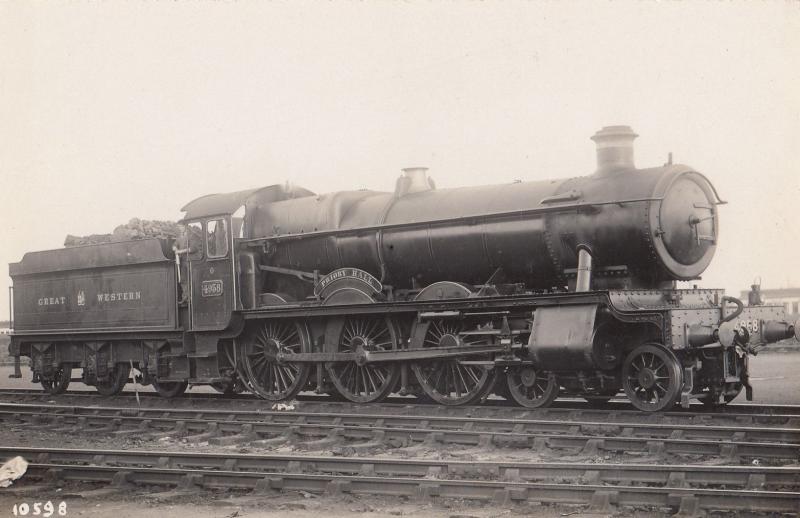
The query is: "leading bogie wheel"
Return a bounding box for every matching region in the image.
[506,365,559,408]
[95,363,130,396]
[241,319,312,401]
[622,343,683,412]
[41,364,72,395]
[325,316,401,403]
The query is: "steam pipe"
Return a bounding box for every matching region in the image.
[575,247,593,292]
[720,296,744,323]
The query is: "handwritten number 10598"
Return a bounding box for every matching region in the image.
[12,501,67,517]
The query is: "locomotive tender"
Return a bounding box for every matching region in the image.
[8,126,798,411]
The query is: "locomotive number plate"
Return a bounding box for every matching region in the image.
[201,280,224,297]
[737,319,759,335]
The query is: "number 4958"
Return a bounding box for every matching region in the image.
[12,501,67,517]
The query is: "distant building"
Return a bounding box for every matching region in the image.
[740,287,800,317]
[0,328,10,335]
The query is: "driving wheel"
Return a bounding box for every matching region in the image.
[411,319,497,406]
[325,316,400,403]
[241,319,312,401]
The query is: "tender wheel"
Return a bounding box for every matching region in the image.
[410,319,497,406]
[622,344,683,412]
[325,316,400,403]
[95,363,130,396]
[41,364,71,395]
[154,380,188,398]
[241,320,312,401]
[506,365,559,408]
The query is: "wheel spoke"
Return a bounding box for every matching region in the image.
[365,367,380,394]
[447,362,461,397]
[457,365,472,395]
[265,363,273,390]
[432,364,445,393]
[464,365,481,386]
[276,365,292,392]
[373,366,387,385]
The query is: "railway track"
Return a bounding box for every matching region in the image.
[2,402,799,462]
[3,446,799,515]
[4,397,799,515]
[2,388,799,428]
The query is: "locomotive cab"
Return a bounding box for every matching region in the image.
[179,183,315,331]
[182,215,236,331]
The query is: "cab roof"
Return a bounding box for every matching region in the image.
[180,184,315,221]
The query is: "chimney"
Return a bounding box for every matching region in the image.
[590,125,638,176]
[395,167,434,197]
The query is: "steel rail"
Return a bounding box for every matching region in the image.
[1,402,798,444]
[3,446,799,491]
[1,388,799,424]
[12,459,800,514]
[3,406,799,460]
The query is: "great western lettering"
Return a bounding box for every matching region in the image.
[97,291,142,302]
[37,296,66,306]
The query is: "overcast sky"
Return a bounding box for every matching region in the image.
[1,1,798,319]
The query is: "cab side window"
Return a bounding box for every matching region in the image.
[187,221,204,260]
[206,218,229,258]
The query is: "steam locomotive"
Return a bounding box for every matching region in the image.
[8,126,798,411]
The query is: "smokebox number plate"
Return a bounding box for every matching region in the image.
[201,280,224,297]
